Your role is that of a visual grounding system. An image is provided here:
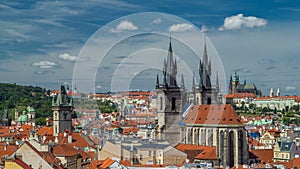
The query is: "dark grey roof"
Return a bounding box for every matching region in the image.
[278,141,293,152]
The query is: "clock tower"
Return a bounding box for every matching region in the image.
[52,85,73,136]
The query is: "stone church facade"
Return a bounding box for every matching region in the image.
[183,104,248,167]
[154,37,249,167]
[155,37,222,144]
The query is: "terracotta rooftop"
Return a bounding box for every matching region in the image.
[14,158,33,169]
[226,93,256,99]
[249,149,273,163]
[176,144,217,162]
[88,158,115,169]
[37,126,53,136]
[53,143,79,157]
[194,146,217,160]
[184,104,243,126]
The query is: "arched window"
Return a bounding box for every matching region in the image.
[229,131,235,167]
[171,97,176,110]
[239,130,244,163]
[194,129,199,145]
[201,129,206,145]
[207,97,212,104]
[160,97,163,110]
[220,131,224,166]
[208,129,213,146]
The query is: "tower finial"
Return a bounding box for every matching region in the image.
[216,71,219,87]
[192,73,195,90]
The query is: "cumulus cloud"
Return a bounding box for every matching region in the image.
[59,53,78,62]
[151,18,161,24]
[32,60,58,69]
[219,14,267,31]
[169,23,194,32]
[200,25,208,33]
[110,20,138,33]
[284,86,296,92]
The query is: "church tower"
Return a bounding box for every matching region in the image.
[156,37,183,145]
[229,71,239,94]
[52,85,73,136]
[194,36,219,105]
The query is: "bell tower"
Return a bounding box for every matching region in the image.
[52,85,73,136]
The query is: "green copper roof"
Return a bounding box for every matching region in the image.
[17,114,27,122]
[27,107,35,112]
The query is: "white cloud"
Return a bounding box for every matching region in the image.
[284,86,296,92]
[219,14,267,31]
[152,18,161,24]
[110,20,138,33]
[169,23,194,33]
[59,53,78,62]
[32,60,58,69]
[200,25,208,33]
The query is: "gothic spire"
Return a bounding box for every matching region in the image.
[208,59,212,77]
[168,35,173,54]
[229,75,233,93]
[165,35,177,87]
[216,71,219,92]
[156,74,160,88]
[199,59,203,88]
[203,35,208,69]
[192,73,195,90]
[180,74,185,89]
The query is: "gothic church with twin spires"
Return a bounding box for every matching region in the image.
[155,36,222,144]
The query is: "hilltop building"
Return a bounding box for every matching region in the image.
[228,71,262,97]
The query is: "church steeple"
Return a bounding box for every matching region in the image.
[216,71,219,92]
[192,73,196,91]
[180,74,185,89]
[201,35,212,89]
[199,59,203,88]
[52,85,73,136]
[165,36,177,87]
[156,74,160,89]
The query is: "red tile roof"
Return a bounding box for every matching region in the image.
[184,104,243,126]
[175,144,217,162]
[53,143,78,157]
[37,126,53,136]
[88,158,115,169]
[249,149,273,163]
[14,158,33,169]
[194,146,217,160]
[226,93,256,99]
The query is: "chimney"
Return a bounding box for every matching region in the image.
[54,136,58,144]
[68,133,72,144]
[63,129,68,137]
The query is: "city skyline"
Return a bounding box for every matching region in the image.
[1,0,300,95]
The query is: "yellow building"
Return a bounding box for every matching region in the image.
[4,158,32,169]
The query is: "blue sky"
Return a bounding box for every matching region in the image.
[1,0,300,95]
